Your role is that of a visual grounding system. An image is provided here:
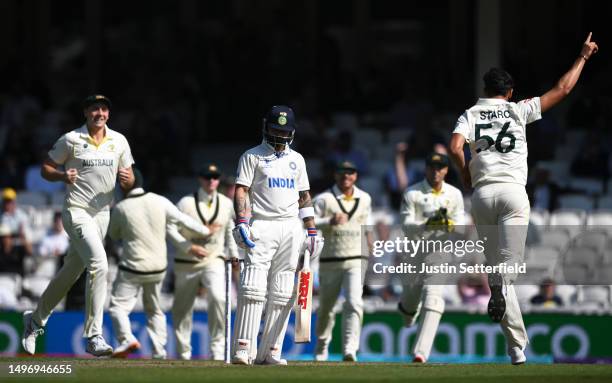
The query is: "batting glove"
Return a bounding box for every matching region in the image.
[232,218,256,249]
[301,228,324,260]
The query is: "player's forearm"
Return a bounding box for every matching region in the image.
[394,154,409,191]
[118,170,135,191]
[449,134,471,189]
[540,57,586,113]
[233,185,251,221]
[298,191,316,229]
[41,162,66,182]
[449,134,466,170]
[557,57,586,95]
[541,33,598,112]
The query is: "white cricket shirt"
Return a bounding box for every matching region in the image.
[235,141,310,219]
[400,179,465,226]
[109,188,209,273]
[314,184,373,267]
[48,125,134,211]
[453,97,541,187]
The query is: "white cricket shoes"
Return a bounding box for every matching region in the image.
[314,352,328,362]
[111,339,141,358]
[256,355,288,365]
[22,311,44,355]
[231,349,252,365]
[314,339,328,361]
[509,347,526,365]
[86,335,113,357]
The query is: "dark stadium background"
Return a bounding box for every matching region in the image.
[0,0,609,192]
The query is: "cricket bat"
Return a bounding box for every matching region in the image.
[294,247,313,343]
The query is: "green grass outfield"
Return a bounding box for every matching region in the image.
[2,359,612,383]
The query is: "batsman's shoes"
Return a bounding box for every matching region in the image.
[231,349,252,365]
[487,272,506,323]
[398,302,418,327]
[314,340,329,361]
[111,339,141,358]
[343,352,357,362]
[22,310,44,355]
[255,355,288,366]
[314,352,328,362]
[509,347,526,365]
[413,355,426,363]
[86,335,113,357]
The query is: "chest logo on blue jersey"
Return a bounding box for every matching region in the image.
[268,177,295,189]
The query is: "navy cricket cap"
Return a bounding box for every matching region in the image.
[265,105,296,132]
[199,163,222,178]
[336,160,358,174]
[426,152,449,168]
[82,94,112,110]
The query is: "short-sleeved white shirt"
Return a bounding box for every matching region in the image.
[235,141,309,219]
[453,97,541,187]
[48,125,134,211]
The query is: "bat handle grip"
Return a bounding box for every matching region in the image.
[303,248,311,270]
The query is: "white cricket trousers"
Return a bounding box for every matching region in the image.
[33,207,110,338]
[316,266,363,356]
[109,270,167,358]
[233,217,303,362]
[172,257,226,360]
[471,182,530,351]
[399,282,446,360]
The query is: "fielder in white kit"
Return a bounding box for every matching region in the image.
[313,160,373,362]
[449,33,599,365]
[398,153,464,363]
[108,169,210,359]
[22,95,135,356]
[167,163,238,360]
[231,105,323,365]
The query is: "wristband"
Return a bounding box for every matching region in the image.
[299,207,315,219]
[307,228,317,237]
[236,217,249,225]
[580,54,588,61]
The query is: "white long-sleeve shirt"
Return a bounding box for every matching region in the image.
[108,188,209,273]
[167,188,238,268]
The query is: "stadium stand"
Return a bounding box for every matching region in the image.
[558,194,596,211]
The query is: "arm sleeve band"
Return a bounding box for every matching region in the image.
[299,207,315,219]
